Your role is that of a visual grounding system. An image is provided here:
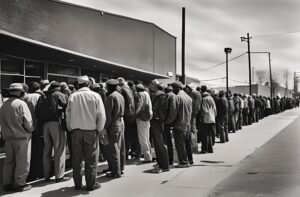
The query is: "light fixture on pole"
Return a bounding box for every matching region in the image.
[224,47,232,96]
[241,33,252,95]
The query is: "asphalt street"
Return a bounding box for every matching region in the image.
[1,108,300,197]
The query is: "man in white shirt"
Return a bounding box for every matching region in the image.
[66,75,106,191]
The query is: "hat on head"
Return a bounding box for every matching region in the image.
[136,84,145,90]
[40,80,49,86]
[50,81,60,89]
[60,82,68,89]
[165,85,173,91]
[106,79,119,86]
[8,83,24,92]
[171,81,183,89]
[117,77,126,85]
[151,79,160,86]
[77,75,89,85]
[92,83,100,89]
[29,82,40,91]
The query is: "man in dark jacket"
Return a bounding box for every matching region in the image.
[216,90,229,143]
[165,81,192,168]
[104,79,125,178]
[117,77,138,160]
[233,93,241,130]
[227,94,236,133]
[40,82,67,183]
[149,80,169,172]
[164,85,175,165]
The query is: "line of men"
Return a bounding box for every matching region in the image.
[0,75,298,192]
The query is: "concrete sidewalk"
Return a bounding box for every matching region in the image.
[1,108,300,197]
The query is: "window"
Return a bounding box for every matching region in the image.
[1,56,24,75]
[81,68,100,82]
[25,61,44,77]
[48,63,79,76]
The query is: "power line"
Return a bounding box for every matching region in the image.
[200,77,226,81]
[229,79,249,84]
[202,52,247,72]
[253,30,300,38]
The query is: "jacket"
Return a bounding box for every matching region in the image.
[119,84,135,123]
[199,92,217,123]
[165,90,192,131]
[151,90,166,121]
[216,96,228,121]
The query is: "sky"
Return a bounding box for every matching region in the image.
[62,0,300,88]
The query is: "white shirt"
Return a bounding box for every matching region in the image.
[66,87,106,132]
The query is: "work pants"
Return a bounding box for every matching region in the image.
[228,113,236,133]
[3,139,31,186]
[242,108,249,126]
[27,127,44,181]
[106,120,125,176]
[136,118,152,161]
[217,118,228,143]
[199,123,214,153]
[150,119,169,169]
[163,124,174,165]
[173,130,189,165]
[124,121,140,158]
[43,121,66,179]
[72,129,99,188]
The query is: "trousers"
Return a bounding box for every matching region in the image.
[43,121,66,179]
[136,118,152,161]
[72,129,99,188]
[150,119,169,169]
[3,139,31,186]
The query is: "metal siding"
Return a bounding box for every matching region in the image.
[0,0,176,74]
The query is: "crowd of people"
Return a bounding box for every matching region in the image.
[0,75,299,192]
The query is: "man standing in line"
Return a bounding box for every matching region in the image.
[103,79,125,178]
[242,94,249,126]
[164,85,175,165]
[233,93,241,130]
[216,90,229,143]
[0,83,34,192]
[40,82,67,183]
[25,82,44,181]
[198,86,217,154]
[149,80,169,172]
[165,81,192,168]
[227,94,236,133]
[66,75,106,191]
[135,84,153,163]
[117,77,137,160]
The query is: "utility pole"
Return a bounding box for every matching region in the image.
[268,52,273,97]
[224,47,232,96]
[181,7,186,84]
[241,33,252,95]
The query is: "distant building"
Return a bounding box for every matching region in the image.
[0,0,176,89]
[216,84,293,98]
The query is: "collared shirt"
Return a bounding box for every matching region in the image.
[0,98,34,140]
[66,87,106,132]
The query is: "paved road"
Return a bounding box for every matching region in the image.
[1,108,300,197]
[208,110,300,197]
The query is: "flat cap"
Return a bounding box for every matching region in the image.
[78,75,89,85]
[165,85,173,91]
[50,81,60,89]
[136,84,145,90]
[9,83,24,91]
[117,77,126,85]
[40,80,49,86]
[29,82,40,90]
[106,79,119,86]
[171,81,183,88]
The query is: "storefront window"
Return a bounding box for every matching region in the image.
[48,63,79,76]
[1,56,24,75]
[25,61,44,77]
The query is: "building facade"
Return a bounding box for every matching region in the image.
[0,0,176,89]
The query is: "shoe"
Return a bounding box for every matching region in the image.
[85,182,101,191]
[121,170,124,175]
[174,164,190,168]
[74,185,82,190]
[142,160,152,164]
[16,184,32,192]
[106,173,121,178]
[189,161,194,165]
[55,177,71,183]
[199,151,207,154]
[162,168,170,172]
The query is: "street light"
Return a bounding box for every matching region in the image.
[251,52,272,97]
[224,47,232,96]
[241,33,252,95]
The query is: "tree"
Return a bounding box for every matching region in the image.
[282,67,291,96]
[255,70,267,85]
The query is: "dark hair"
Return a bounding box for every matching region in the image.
[200,85,207,93]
